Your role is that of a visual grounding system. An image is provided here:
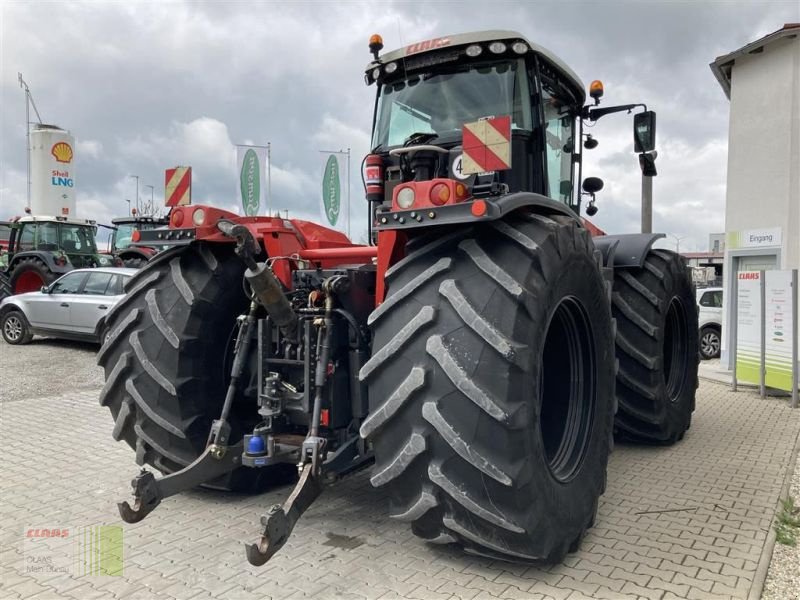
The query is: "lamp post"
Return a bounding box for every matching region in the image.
[145,185,154,214]
[125,199,131,216]
[669,234,687,254]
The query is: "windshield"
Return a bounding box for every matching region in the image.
[114,224,136,249]
[60,224,98,254]
[372,59,532,150]
[114,222,161,249]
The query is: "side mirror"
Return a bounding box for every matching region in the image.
[41,285,50,294]
[582,177,604,217]
[633,111,656,153]
[582,177,604,195]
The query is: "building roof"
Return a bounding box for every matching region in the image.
[710,23,799,99]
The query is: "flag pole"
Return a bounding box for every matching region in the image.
[347,147,351,239]
[267,142,272,217]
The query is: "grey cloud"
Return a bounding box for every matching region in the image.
[2,0,798,251]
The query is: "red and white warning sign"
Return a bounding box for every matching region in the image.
[165,166,192,207]
[461,116,512,175]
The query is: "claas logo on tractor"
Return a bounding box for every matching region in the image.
[101,29,698,568]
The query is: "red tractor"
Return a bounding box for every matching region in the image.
[102,30,698,565]
[109,215,169,268]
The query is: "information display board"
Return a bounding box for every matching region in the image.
[764,271,795,391]
[735,271,762,385]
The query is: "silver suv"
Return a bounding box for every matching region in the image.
[0,267,135,345]
[697,287,722,360]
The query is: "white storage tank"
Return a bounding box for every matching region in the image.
[29,124,77,217]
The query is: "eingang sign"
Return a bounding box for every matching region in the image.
[727,227,782,249]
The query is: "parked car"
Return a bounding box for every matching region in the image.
[697,286,722,360]
[0,267,135,345]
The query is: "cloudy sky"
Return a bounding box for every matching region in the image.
[1,0,797,250]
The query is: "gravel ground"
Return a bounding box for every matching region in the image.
[0,336,104,402]
[763,446,800,600]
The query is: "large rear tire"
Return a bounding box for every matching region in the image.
[97,243,280,491]
[361,213,615,562]
[0,273,11,302]
[612,249,699,443]
[10,257,56,294]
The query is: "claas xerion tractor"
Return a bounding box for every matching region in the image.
[101,30,698,565]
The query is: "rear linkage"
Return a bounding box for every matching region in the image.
[118,221,362,566]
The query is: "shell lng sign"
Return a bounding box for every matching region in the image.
[30,125,76,217]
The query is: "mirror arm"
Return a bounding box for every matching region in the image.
[584,103,647,122]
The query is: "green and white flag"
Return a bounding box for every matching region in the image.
[321,153,342,228]
[236,146,267,216]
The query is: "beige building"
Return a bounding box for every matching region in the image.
[710,23,800,368]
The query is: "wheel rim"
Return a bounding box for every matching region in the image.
[4,316,22,341]
[539,297,596,483]
[663,298,689,401]
[15,271,44,294]
[701,331,720,358]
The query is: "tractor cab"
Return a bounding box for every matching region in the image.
[365,31,587,217]
[4,215,110,293]
[109,215,169,268]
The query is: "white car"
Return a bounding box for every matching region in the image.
[0,267,135,345]
[697,286,722,360]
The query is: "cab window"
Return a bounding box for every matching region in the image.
[18,224,36,251]
[50,272,86,294]
[37,223,59,250]
[83,272,114,295]
[541,82,575,203]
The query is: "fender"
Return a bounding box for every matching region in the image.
[374,191,583,231]
[373,192,582,304]
[592,233,665,268]
[9,251,73,275]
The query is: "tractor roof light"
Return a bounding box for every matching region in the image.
[489,41,507,54]
[396,187,415,209]
[192,208,206,226]
[372,67,381,80]
[590,80,604,104]
[385,62,398,74]
[369,33,384,60]
[465,44,483,57]
[512,42,528,54]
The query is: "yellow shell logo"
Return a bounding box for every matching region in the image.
[51,142,73,163]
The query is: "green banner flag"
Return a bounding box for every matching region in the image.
[322,154,341,226]
[239,148,262,216]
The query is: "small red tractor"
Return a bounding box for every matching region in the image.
[102,30,698,565]
[1,215,112,300]
[108,215,169,268]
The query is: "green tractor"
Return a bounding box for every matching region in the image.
[1,215,112,299]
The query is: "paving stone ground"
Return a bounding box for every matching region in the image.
[1,375,799,599]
